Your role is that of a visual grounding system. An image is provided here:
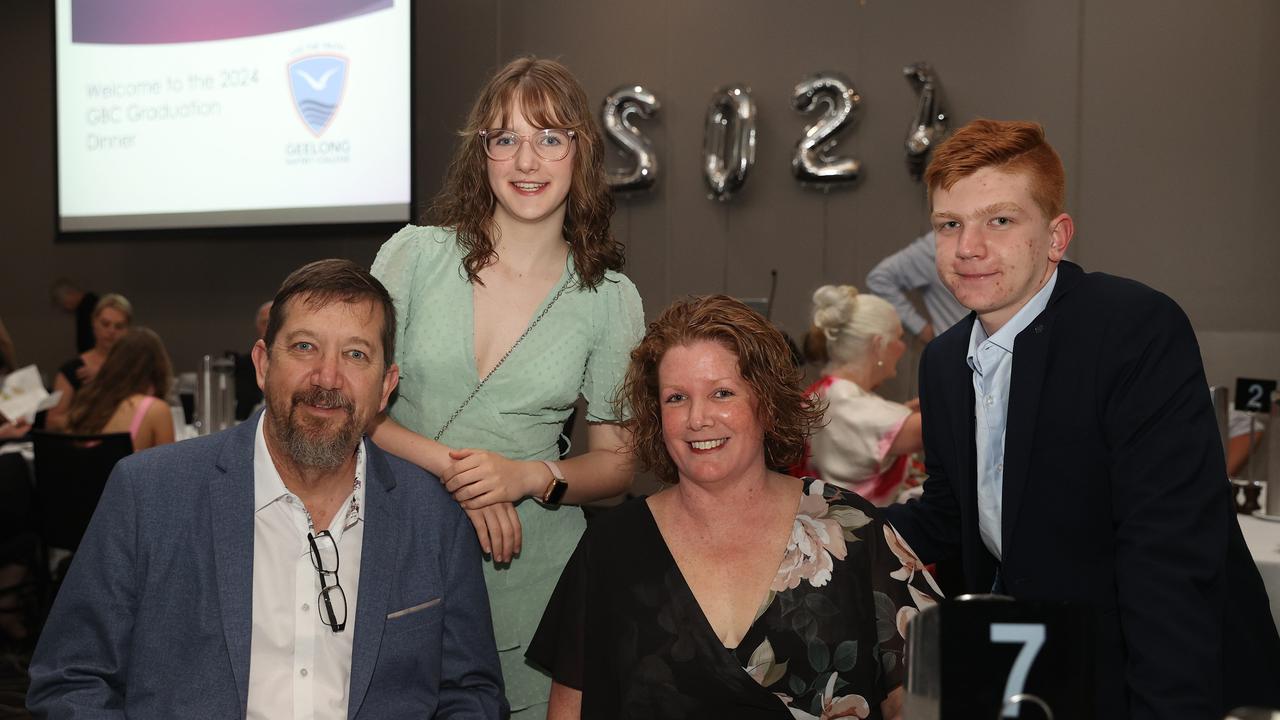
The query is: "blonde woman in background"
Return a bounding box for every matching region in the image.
[64,327,174,451]
[792,285,923,505]
[47,293,132,430]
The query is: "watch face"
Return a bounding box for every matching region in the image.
[545,479,568,506]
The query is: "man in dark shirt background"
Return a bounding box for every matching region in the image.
[50,278,98,353]
[231,300,272,420]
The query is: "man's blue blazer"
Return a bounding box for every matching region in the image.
[28,411,508,719]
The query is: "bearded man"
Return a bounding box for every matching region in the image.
[29,260,507,719]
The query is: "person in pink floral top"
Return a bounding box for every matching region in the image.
[528,295,942,720]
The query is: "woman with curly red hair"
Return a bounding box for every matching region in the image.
[370,56,643,714]
[528,295,941,720]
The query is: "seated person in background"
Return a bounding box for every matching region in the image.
[0,327,34,641]
[64,327,175,451]
[46,293,132,430]
[1227,407,1267,478]
[0,315,15,375]
[865,232,966,344]
[528,295,940,720]
[0,449,34,642]
[792,285,924,505]
[28,259,506,718]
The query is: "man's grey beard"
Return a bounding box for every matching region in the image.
[272,387,361,469]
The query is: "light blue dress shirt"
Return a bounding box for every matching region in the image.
[865,233,968,337]
[966,269,1059,560]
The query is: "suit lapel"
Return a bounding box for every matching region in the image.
[346,442,399,720]
[209,415,260,711]
[949,317,978,513]
[1001,262,1083,556]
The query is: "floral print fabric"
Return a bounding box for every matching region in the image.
[527,479,942,719]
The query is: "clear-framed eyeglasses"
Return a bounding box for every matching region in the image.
[478,128,576,161]
[307,530,348,633]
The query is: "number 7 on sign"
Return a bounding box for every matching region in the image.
[990,623,1046,718]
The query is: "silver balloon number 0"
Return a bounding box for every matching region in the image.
[601,85,661,193]
[702,84,757,201]
[791,72,862,187]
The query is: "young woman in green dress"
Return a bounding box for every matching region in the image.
[370,56,643,714]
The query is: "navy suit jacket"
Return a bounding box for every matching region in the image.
[28,411,507,719]
[883,261,1280,719]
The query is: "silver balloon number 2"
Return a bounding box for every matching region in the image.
[702,85,757,201]
[903,62,948,181]
[791,72,862,188]
[601,85,661,193]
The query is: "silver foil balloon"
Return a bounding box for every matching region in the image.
[903,62,948,181]
[702,84,756,201]
[601,84,661,193]
[791,71,862,187]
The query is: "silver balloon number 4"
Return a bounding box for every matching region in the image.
[903,62,948,181]
[791,71,863,189]
[601,85,661,193]
[702,85,757,201]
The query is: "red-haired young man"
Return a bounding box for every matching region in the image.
[883,119,1280,719]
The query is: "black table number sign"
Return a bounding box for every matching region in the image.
[1234,378,1277,413]
[905,596,1093,719]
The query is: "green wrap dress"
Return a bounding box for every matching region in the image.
[371,225,644,712]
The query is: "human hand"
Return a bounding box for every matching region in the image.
[443,449,547,508]
[462,501,523,563]
[904,397,921,411]
[75,364,95,384]
[0,418,31,440]
[881,686,904,720]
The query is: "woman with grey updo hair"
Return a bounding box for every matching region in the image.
[793,285,924,505]
[807,284,902,367]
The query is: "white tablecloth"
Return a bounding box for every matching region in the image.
[1239,513,1280,629]
[170,406,199,441]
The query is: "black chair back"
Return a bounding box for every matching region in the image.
[31,431,133,551]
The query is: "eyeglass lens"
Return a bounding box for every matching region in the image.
[484,129,573,161]
[308,531,347,632]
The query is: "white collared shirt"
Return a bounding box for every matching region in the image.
[966,270,1058,560]
[246,415,365,720]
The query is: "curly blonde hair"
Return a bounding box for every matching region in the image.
[427,56,623,290]
[617,295,824,484]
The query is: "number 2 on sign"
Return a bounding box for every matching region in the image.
[990,623,1046,717]
[1246,383,1265,411]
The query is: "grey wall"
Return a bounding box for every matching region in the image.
[3,0,1276,398]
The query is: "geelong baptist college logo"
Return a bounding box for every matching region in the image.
[288,54,348,137]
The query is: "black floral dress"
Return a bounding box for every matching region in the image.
[526,479,942,719]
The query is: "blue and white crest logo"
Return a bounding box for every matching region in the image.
[288,54,348,137]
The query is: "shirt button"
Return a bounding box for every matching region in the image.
[285,496,294,504]
[300,668,308,678]
[997,463,1004,473]
[984,395,995,407]
[302,603,310,612]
